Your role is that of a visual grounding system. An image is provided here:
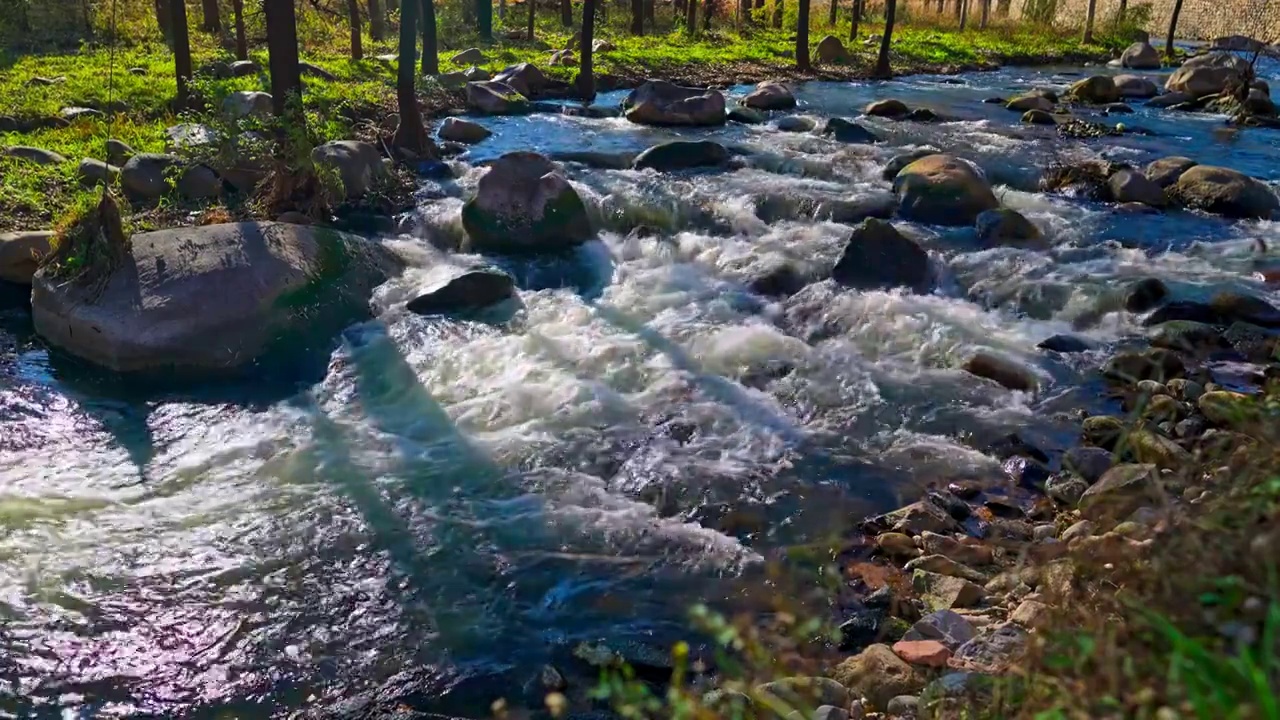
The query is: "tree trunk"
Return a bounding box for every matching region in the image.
[703,0,713,29]
[827,0,836,26]
[1116,0,1127,24]
[232,0,248,58]
[155,0,173,45]
[578,0,597,98]
[348,0,364,59]
[422,0,439,73]
[796,0,810,69]
[646,0,656,27]
[171,0,192,110]
[959,0,967,29]
[499,0,506,20]
[394,0,432,154]
[527,0,538,39]
[202,0,222,32]
[631,0,644,32]
[848,0,860,39]
[369,0,385,41]
[264,0,304,122]
[936,0,943,14]
[771,0,782,28]
[562,0,573,26]
[979,0,989,28]
[478,0,493,37]
[1082,0,1096,42]
[953,0,961,21]
[686,0,698,33]
[1165,0,1182,56]
[875,0,894,77]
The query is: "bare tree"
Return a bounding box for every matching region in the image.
[577,0,597,98]
[348,0,364,59]
[980,0,989,28]
[771,0,783,27]
[264,0,304,122]
[562,0,573,26]
[686,0,698,34]
[369,0,386,40]
[875,0,895,77]
[422,0,439,73]
[827,0,837,26]
[1116,0,1127,25]
[703,0,714,29]
[1165,0,1183,56]
[632,0,645,32]
[232,0,248,59]
[959,0,968,28]
[394,0,432,154]
[1082,0,1097,42]
[478,0,493,38]
[171,0,192,110]
[202,0,222,32]
[155,0,173,45]
[797,0,811,69]
[848,0,860,39]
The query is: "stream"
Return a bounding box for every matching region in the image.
[2,53,1280,718]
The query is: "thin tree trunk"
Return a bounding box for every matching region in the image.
[478,0,493,37]
[394,0,431,154]
[703,0,713,29]
[155,0,173,45]
[631,0,644,32]
[264,0,304,123]
[422,0,439,73]
[686,0,698,33]
[348,0,364,59]
[959,0,967,29]
[1082,0,1096,42]
[202,0,222,32]
[849,0,860,39]
[562,0,573,26]
[232,0,247,58]
[1164,0,1182,56]
[796,0,811,69]
[646,0,656,27]
[771,0,782,28]
[369,0,385,40]
[979,0,989,28]
[1116,0,1127,24]
[171,0,192,110]
[499,0,506,20]
[953,0,961,21]
[936,0,943,14]
[578,0,597,98]
[827,0,836,26]
[528,0,538,39]
[875,0,894,77]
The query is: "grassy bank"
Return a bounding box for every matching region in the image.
[0,15,1133,232]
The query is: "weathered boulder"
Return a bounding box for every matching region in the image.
[831,644,924,710]
[177,164,223,199]
[893,154,999,226]
[1078,463,1161,521]
[866,98,911,118]
[548,49,576,66]
[831,219,931,292]
[962,351,1038,392]
[461,152,592,253]
[1113,74,1160,98]
[77,158,120,187]
[1120,42,1161,69]
[223,90,273,119]
[1006,94,1054,112]
[822,117,879,143]
[105,139,135,166]
[1166,52,1248,98]
[1124,277,1169,313]
[815,35,850,63]
[0,231,54,284]
[727,106,766,124]
[623,80,726,126]
[743,81,796,110]
[776,115,817,132]
[1108,169,1166,207]
[3,146,66,165]
[230,59,260,77]
[451,47,486,65]
[755,677,850,711]
[463,65,491,81]
[30,223,402,373]
[407,268,516,315]
[438,117,492,143]
[1021,109,1056,125]
[311,140,385,199]
[1171,165,1280,219]
[1144,156,1197,188]
[466,81,529,115]
[632,140,729,172]
[883,148,939,181]
[975,208,1041,247]
[592,38,616,52]
[1067,76,1121,104]
[121,153,182,199]
[493,63,552,97]
[433,71,468,89]
[165,123,218,152]
[298,61,337,80]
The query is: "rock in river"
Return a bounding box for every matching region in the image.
[822,117,879,143]
[407,268,516,315]
[466,81,529,115]
[438,117,492,143]
[962,351,1039,392]
[1067,76,1121,104]
[623,80,726,127]
[742,81,796,110]
[1145,156,1198,188]
[1108,169,1166,208]
[1171,165,1279,219]
[1113,74,1160,98]
[831,219,932,292]
[632,140,729,172]
[0,231,55,285]
[1166,52,1248,98]
[893,154,999,226]
[30,222,402,373]
[311,140,386,200]
[461,152,592,253]
[1120,41,1161,69]
[975,208,1041,247]
[865,98,911,118]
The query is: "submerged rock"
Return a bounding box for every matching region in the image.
[1124,277,1169,313]
[1006,94,1054,112]
[962,351,1038,392]
[461,152,592,253]
[975,208,1041,247]
[775,115,817,132]
[822,117,879,143]
[631,140,729,172]
[831,219,931,292]
[31,223,401,373]
[623,80,726,126]
[1171,165,1279,219]
[1038,334,1094,353]
[727,106,766,124]
[1021,109,1057,125]
[0,231,55,285]
[406,268,516,315]
[865,98,911,118]
[1147,90,1194,108]
[742,81,796,110]
[893,154,999,226]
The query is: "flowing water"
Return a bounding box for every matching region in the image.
[3,54,1280,718]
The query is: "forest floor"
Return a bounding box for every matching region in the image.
[0,20,1132,231]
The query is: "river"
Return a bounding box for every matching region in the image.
[2,53,1279,718]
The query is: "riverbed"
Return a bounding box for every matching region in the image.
[2,54,1279,717]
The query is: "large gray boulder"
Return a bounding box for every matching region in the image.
[893,154,999,226]
[438,117,493,143]
[223,90,273,119]
[1165,52,1249,98]
[493,63,552,97]
[121,153,182,199]
[1120,41,1161,69]
[30,222,402,373]
[1171,165,1279,219]
[831,218,932,292]
[311,140,385,199]
[742,81,796,110]
[623,80,726,127]
[1113,74,1160,98]
[632,140,729,172]
[466,81,529,115]
[0,231,55,284]
[461,152,593,253]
